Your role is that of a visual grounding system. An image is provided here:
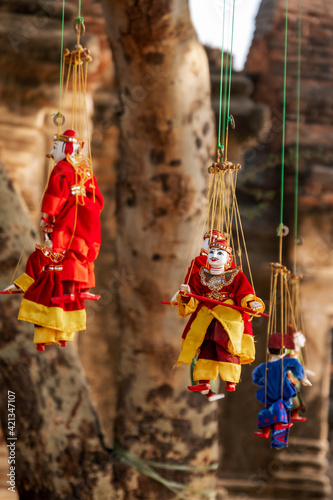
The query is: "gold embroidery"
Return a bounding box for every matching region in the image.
[199,267,239,291]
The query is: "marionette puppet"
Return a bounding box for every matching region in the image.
[4,239,86,351]
[41,129,104,304]
[175,237,265,398]
[252,333,311,449]
[287,327,313,422]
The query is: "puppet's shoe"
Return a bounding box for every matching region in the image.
[59,341,67,347]
[225,382,236,392]
[79,292,101,301]
[274,422,293,430]
[207,390,225,402]
[51,294,76,305]
[36,343,45,352]
[291,411,306,422]
[187,383,210,392]
[254,428,270,439]
[291,415,306,422]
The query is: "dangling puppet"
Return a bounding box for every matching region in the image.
[252,332,311,448]
[175,237,265,396]
[41,129,104,304]
[287,326,312,422]
[5,241,86,351]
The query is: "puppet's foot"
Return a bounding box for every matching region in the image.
[207,390,225,402]
[254,426,270,439]
[274,422,293,430]
[51,294,76,305]
[36,343,45,352]
[188,382,210,392]
[291,411,306,422]
[59,341,67,347]
[225,382,236,392]
[79,292,101,301]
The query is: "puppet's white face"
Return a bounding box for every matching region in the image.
[207,248,229,268]
[294,331,306,349]
[50,141,67,163]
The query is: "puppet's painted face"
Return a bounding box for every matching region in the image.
[293,331,306,349]
[50,140,66,163]
[208,248,229,268]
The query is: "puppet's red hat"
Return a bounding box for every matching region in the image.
[203,229,223,241]
[209,237,232,255]
[268,332,295,350]
[53,129,83,147]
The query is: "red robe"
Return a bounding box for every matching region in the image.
[41,157,104,285]
[185,256,253,334]
[14,245,86,344]
[177,266,264,383]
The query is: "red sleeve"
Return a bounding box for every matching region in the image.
[24,250,46,280]
[184,255,208,283]
[91,176,104,213]
[41,162,71,216]
[188,270,205,295]
[231,272,256,306]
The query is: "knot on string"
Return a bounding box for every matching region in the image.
[277,224,289,237]
[228,114,235,129]
[208,160,241,174]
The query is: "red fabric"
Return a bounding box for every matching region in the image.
[199,319,241,364]
[182,266,256,343]
[41,159,103,283]
[23,248,84,312]
[185,255,209,283]
[268,332,295,350]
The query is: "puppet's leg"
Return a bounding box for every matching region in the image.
[34,325,57,351]
[254,426,270,438]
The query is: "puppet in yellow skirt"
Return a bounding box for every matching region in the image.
[176,238,264,395]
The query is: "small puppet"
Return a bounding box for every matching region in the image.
[41,129,104,304]
[175,237,265,397]
[287,326,312,422]
[252,332,311,448]
[5,243,86,351]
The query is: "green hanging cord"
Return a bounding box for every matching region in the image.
[294,0,302,261]
[77,0,84,26]
[279,0,289,233]
[57,0,66,118]
[217,0,227,151]
[221,51,229,154]
[226,0,236,133]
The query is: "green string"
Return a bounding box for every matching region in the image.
[294,0,302,242]
[221,51,229,150]
[279,0,289,228]
[58,0,66,115]
[218,0,236,155]
[217,0,226,149]
[226,0,236,133]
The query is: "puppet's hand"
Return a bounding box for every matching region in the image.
[3,284,19,292]
[170,290,179,304]
[301,377,312,387]
[180,284,191,294]
[40,213,53,231]
[248,300,262,311]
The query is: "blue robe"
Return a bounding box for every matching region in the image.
[252,358,304,448]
